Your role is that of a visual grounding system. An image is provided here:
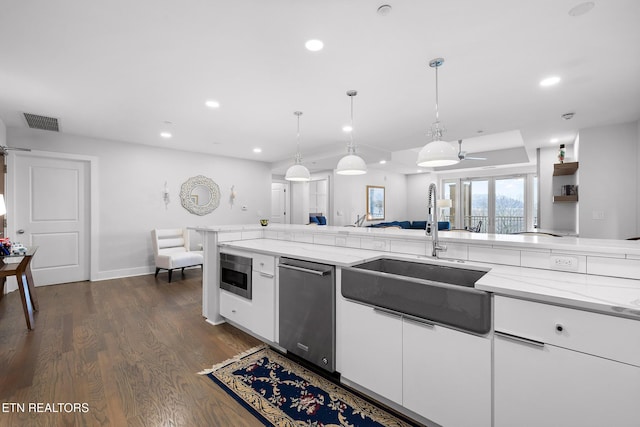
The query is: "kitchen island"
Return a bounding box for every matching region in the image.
[191,224,640,427]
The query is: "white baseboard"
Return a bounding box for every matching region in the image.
[93,264,202,281]
[93,266,155,281]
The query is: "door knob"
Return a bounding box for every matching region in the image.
[17,229,25,234]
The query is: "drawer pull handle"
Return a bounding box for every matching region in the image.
[260,272,274,278]
[555,324,564,332]
[231,309,236,313]
[495,331,545,348]
[373,307,403,318]
[403,313,435,328]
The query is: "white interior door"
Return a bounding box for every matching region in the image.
[12,153,90,286]
[271,182,289,224]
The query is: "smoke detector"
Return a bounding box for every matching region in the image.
[561,112,575,120]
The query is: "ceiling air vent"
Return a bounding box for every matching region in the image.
[23,113,60,132]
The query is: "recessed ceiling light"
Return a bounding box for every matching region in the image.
[205,100,220,108]
[379,160,387,164]
[305,39,324,52]
[377,4,392,16]
[550,138,559,143]
[568,2,595,17]
[253,148,262,153]
[160,132,172,139]
[342,125,353,133]
[540,76,561,87]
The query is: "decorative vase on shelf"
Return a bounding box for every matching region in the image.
[558,144,565,164]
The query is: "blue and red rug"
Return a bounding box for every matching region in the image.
[200,345,420,427]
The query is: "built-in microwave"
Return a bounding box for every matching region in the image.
[219,252,252,299]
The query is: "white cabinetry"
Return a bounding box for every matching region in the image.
[338,299,403,404]
[494,296,640,427]
[403,317,491,427]
[219,251,276,342]
[338,296,491,425]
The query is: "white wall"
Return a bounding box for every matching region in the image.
[332,168,407,226]
[637,120,640,235]
[7,127,271,279]
[0,118,6,146]
[578,121,638,239]
[538,144,578,234]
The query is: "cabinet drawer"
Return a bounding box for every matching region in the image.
[253,253,275,275]
[220,289,253,330]
[495,296,640,367]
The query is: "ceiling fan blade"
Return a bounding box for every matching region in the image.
[457,140,488,161]
[0,146,31,153]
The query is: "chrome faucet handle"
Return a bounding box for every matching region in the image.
[432,243,447,258]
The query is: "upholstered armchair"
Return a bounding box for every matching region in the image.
[151,228,203,282]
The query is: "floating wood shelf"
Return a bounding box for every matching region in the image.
[553,195,578,202]
[553,162,579,176]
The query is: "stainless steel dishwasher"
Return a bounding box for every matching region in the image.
[278,257,336,372]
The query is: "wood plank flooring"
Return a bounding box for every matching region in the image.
[0,270,263,426]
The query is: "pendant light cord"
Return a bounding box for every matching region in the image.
[296,113,301,153]
[294,111,303,163]
[434,65,439,124]
[347,90,357,154]
[428,58,445,141]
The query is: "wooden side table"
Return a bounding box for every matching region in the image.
[0,247,39,330]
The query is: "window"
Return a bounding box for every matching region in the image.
[495,177,526,233]
[442,181,457,224]
[444,174,537,234]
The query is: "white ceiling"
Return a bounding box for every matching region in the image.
[0,1,638,175]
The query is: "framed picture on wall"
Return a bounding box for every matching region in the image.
[366,185,385,220]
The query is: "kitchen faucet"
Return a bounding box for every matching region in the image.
[426,183,446,257]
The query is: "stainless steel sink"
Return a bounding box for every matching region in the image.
[341,258,491,334]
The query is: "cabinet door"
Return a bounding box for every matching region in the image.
[338,300,403,404]
[219,289,253,331]
[403,318,491,427]
[495,334,640,427]
[251,270,275,341]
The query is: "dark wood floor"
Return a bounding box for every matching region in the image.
[0,270,264,427]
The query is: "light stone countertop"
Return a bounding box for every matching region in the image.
[219,238,640,320]
[193,223,640,257]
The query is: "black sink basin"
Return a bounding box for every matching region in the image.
[353,258,487,287]
[341,258,491,334]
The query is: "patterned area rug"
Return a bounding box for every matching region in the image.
[200,345,421,427]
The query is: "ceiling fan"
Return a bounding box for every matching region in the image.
[0,146,31,155]
[457,140,487,161]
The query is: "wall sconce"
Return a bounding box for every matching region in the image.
[229,185,237,207]
[163,181,170,209]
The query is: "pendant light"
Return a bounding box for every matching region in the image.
[336,90,367,175]
[417,58,460,167]
[285,111,311,181]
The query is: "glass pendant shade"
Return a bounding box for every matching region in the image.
[336,154,367,175]
[285,111,311,182]
[417,140,459,167]
[285,162,311,181]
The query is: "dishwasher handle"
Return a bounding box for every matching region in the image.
[279,263,329,276]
